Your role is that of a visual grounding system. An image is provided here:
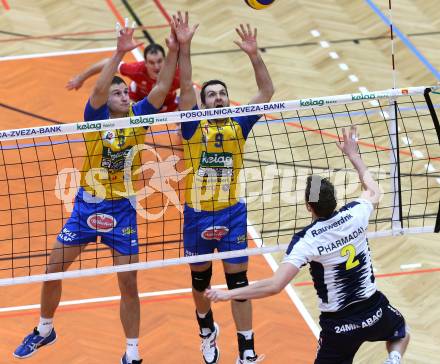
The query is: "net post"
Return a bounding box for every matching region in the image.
[387,97,404,234]
[423,88,440,233]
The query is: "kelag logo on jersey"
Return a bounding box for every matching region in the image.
[200,151,233,168]
[87,213,116,232]
[201,226,229,241]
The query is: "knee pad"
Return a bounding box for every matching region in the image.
[191,265,212,292]
[225,271,249,302]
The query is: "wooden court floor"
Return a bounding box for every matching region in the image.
[0,49,318,364]
[1,1,440,363]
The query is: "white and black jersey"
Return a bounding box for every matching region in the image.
[283,199,376,312]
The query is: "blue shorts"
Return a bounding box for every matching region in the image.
[315,291,406,364]
[183,202,248,264]
[57,188,138,255]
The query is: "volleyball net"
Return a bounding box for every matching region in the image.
[0,86,439,285]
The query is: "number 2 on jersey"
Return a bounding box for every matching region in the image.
[341,244,360,270]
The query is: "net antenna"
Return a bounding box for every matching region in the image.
[387,0,404,234]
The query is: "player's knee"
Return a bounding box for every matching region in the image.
[225,271,249,302]
[191,265,212,292]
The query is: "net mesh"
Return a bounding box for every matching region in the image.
[0,87,439,285]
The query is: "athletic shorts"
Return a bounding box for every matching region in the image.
[315,291,406,364]
[57,188,138,255]
[183,202,248,264]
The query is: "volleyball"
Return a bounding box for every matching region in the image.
[244,0,275,10]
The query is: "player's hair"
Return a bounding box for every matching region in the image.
[144,43,166,59]
[305,175,337,219]
[111,75,127,85]
[200,79,229,105]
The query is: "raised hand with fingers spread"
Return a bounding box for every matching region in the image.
[172,11,199,45]
[115,20,143,54]
[336,126,360,158]
[234,24,258,56]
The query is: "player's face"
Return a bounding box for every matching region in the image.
[107,83,130,115]
[202,84,230,109]
[145,52,164,80]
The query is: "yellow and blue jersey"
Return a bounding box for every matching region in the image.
[182,108,261,211]
[80,98,158,200]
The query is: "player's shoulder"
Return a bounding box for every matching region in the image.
[84,98,109,121]
[286,219,320,254]
[339,198,373,215]
[121,61,146,72]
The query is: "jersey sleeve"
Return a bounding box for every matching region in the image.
[352,198,374,226]
[281,234,310,269]
[84,99,109,121]
[181,105,200,140]
[119,62,143,78]
[235,114,261,139]
[282,232,313,269]
[131,98,159,116]
[117,62,124,74]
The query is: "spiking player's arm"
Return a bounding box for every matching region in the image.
[174,11,199,111]
[89,21,142,109]
[205,262,298,302]
[66,58,110,91]
[234,24,274,105]
[336,126,381,207]
[146,26,179,109]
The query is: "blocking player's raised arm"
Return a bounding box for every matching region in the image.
[89,21,142,110]
[233,24,274,105]
[146,26,179,110]
[174,11,199,111]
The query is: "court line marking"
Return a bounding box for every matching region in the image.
[2,266,438,314]
[294,266,440,287]
[0,25,169,44]
[105,0,125,25]
[364,0,440,80]
[400,263,422,270]
[152,0,172,23]
[0,47,117,61]
[1,0,9,11]
[247,221,320,338]
[0,284,227,313]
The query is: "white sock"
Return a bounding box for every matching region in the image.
[37,317,53,337]
[238,330,253,340]
[197,311,208,319]
[126,338,140,362]
[389,351,402,362]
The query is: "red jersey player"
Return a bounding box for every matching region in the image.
[67,43,180,112]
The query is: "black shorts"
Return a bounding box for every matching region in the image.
[315,291,406,364]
